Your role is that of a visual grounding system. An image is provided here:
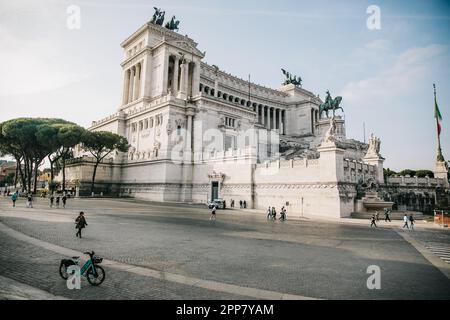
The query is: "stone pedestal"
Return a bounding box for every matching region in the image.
[363,155,385,184]
[434,160,449,188]
[316,117,346,140]
[317,143,345,182]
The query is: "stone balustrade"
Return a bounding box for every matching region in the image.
[386,175,444,187]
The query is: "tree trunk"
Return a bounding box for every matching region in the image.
[48,155,54,182]
[17,159,26,192]
[24,158,31,193]
[14,160,19,188]
[33,160,39,195]
[91,160,99,194]
[28,159,33,194]
[62,157,66,193]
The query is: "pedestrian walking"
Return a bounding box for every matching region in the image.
[62,194,67,208]
[375,211,379,221]
[279,206,287,221]
[26,194,33,208]
[402,214,409,229]
[210,205,216,221]
[243,200,247,209]
[239,200,243,209]
[75,211,88,238]
[56,195,60,207]
[384,208,391,222]
[50,194,54,207]
[370,215,377,228]
[271,207,276,220]
[11,192,17,207]
[267,206,272,220]
[231,199,234,208]
[409,214,415,230]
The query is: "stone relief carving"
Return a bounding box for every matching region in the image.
[166,121,172,135]
[217,116,225,128]
[175,118,186,128]
[207,171,225,181]
[128,146,136,160]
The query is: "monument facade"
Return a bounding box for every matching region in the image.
[62,15,449,218]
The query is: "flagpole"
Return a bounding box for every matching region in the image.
[434,83,444,161]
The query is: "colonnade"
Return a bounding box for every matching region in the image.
[122,62,142,105]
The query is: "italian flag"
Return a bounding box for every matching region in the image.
[435,89,442,137]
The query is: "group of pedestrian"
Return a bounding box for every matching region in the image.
[370,209,415,229]
[229,199,247,209]
[267,206,287,221]
[49,194,67,208]
[9,190,68,209]
[403,214,415,230]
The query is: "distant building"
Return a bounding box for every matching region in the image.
[0,160,17,185]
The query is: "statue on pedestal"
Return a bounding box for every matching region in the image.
[281,69,302,86]
[151,7,165,26]
[365,133,381,157]
[165,16,180,31]
[319,90,343,118]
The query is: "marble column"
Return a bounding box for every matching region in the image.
[192,62,201,97]
[172,57,179,94]
[185,109,195,161]
[162,53,170,94]
[267,107,271,130]
[128,66,135,104]
[214,78,219,98]
[134,63,141,100]
[178,61,187,99]
[122,69,130,105]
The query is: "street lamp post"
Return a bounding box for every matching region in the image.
[301,197,304,218]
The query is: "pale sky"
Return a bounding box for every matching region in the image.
[0,0,449,171]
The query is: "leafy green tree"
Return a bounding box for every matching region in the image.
[81,131,129,194]
[383,168,397,178]
[398,169,416,177]
[56,125,85,191]
[0,118,77,194]
[415,170,434,178]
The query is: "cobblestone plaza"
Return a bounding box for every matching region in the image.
[0,197,449,299]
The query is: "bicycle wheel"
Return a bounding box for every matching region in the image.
[59,264,69,280]
[86,265,105,286]
[59,261,75,280]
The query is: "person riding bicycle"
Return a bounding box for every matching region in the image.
[75,211,88,238]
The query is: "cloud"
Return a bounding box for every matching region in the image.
[340,44,448,105]
[0,2,90,96]
[364,39,391,51]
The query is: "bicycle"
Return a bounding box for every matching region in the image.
[59,251,106,286]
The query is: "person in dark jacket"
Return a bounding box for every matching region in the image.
[370,215,377,228]
[409,214,415,230]
[75,211,88,238]
[62,194,67,208]
[11,192,18,207]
